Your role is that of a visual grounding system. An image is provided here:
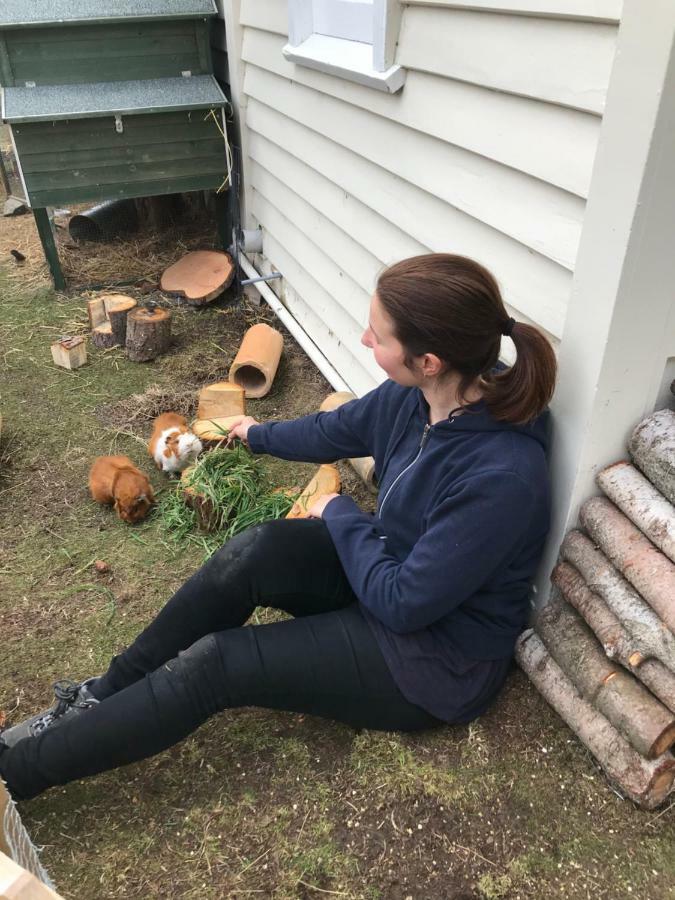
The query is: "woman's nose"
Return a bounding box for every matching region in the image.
[361,329,371,348]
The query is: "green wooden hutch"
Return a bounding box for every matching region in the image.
[0,0,231,288]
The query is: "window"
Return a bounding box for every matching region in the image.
[284,0,405,93]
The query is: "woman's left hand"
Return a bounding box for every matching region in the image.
[307,493,340,519]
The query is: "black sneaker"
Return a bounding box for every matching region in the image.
[1,679,99,749]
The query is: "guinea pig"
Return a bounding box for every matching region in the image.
[148,411,203,475]
[89,455,155,524]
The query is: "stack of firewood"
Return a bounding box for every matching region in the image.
[517,408,675,809]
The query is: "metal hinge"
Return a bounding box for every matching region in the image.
[181,70,192,78]
[114,114,123,134]
[25,81,35,88]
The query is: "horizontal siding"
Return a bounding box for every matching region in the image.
[246,113,566,338]
[234,1,611,389]
[398,8,617,113]
[403,1,621,22]
[242,26,599,199]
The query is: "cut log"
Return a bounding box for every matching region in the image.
[180,466,218,532]
[553,562,675,712]
[516,630,675,810]
[597,461,675,563]
[192,415,243,443]
[629,408,675,505]
[286,465,341,519]
[160,250,235,305]
[318,391,378,495]
[125,307,172,362]
[580,497,675,633]
[197,382,245,420]
[229,323,284,399]
[87,294,137,350]
[50,335,87,370]
[535,594,675,758]
[561,530,675,671]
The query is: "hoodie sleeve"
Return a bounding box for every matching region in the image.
[247,388,380,463]
[321,471,538,633]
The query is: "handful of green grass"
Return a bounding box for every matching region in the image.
[158,445,296,558]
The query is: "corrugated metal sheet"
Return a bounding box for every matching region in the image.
[2,75,226,122]
[0,1,217,28]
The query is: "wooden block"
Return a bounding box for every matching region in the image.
[197,382,245,420]
[88,294,137,350]
[160,250,235,304]
[286,465,341,519]
[50,335,87,370]
[192,415,243,442]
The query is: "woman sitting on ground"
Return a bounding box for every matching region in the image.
[0,253,556,801]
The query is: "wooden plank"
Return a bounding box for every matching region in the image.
[241,0,288,35]
[403,0,622,22]
[242,28,599,198]
[398,6,617,114]
[11,57,203,85]
[7,21,194,44]
[20,138,225,174]
[246,106,565,338]
[0,33,15,87]
[28,174,223,208]
[245,90,583,273]
[195,18,213,73]
[27,156,226,192]
[211,47,230,84]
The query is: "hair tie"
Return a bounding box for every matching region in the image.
[501,317,516,337]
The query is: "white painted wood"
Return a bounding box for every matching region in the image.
[246,123,569,347]
[242,27,600,196]
[314,0,374,42]
[374,0,403,70]
[283,34,406,91]
[240,0,288,35]
[241,38,585,267]
[538,0,675,602]
[288,0,313,43]
[222,0,254,227]
[243,77,571,337]
[404,0,621,21]
[398,7,617,113]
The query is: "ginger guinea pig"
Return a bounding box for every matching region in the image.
[89,455,154,524]
[148,412,203,475]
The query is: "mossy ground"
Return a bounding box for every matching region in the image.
[1,209,674,899]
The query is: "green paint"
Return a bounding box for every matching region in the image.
[32,207,66,290]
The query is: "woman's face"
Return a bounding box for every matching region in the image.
[361,293,420,386]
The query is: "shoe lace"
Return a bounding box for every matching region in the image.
[31,680,94,735]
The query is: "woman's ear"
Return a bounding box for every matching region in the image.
[421,353,444,377]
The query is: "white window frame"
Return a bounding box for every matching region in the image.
[284,0,405,94]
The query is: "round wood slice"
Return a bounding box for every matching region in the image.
[160,250,235,305]
[125,307,172,362]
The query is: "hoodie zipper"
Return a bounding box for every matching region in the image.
[378,423,431,518]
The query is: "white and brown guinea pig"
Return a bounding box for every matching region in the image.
[148,412,203,474]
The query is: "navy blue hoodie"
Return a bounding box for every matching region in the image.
[248,379,550,721]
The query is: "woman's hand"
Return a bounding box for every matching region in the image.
[225,415,259,446]
[307,493,340,519]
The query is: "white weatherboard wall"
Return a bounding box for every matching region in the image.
[223,0,621,395]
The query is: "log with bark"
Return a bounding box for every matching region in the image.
[160,250,235,305]
[580,497,675,633]
[535,594,675,758]
[516,629,675,810]
[597,461,675,563]
[553,562,675,712]
[87,294,137,350]
[629,409,675,506]
[125,307,172,362]
[561,531,675,671]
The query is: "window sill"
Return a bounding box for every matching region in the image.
[282,34,405,94]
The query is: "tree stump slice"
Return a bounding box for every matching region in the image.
[516,630,675,810]
[160,250,235,305]
[125,307,172,362]
[88,294,137,349]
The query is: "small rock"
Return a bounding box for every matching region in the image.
[94,559,110,574]
[3,197,28,217]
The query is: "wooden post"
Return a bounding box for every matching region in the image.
[32,208,65,291]
[125,307,172,362]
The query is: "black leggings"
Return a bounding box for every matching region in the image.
[2,519,440,800]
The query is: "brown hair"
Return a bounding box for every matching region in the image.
[376,254,557,424]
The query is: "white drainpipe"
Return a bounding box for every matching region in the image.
[238,252,352,395]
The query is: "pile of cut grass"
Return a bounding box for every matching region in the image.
[158,445,296,558]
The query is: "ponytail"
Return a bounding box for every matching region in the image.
[481,322,557,425]
[376,254,557,425]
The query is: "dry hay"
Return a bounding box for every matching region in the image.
[0,208,51,291]
[96,384,197,434]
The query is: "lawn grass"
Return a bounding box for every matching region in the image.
[1,267,675,899]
